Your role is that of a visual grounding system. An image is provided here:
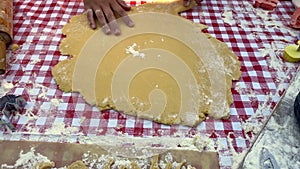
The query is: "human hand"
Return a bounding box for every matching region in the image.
[83,0,134,35]
[183,0,203,7]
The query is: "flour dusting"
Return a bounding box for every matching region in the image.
[1,148,52,169]
[0,80,14,97]
[125,43,145,58]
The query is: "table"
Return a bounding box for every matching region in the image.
[0,0,299,168]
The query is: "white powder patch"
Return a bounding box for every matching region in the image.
[238,40,297,138]
[28,58,41,65]
[234,82,257,98]
[242,70,300,168]
[180,111,199,126]
[222,10,236,25]
[227,135,248,169]
[221,3,299,167]
[1,148,52,168]
[220,2,297,42]
[80,116,86,124]
[242,116,300,168]
[0,80,14,97]
[50,98,63,107]
[125,43,145,58]
[44,122,79,135]
[193,134,216,152]
[260,41,295,82]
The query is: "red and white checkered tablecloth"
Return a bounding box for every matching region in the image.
[0,0,299,168]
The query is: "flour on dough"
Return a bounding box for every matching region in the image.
[52,0,241,127]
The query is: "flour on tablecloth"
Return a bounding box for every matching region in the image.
[221,1,297,41]
[50,98,63,107]
[234,82,257,98]
[1,148,52,169]
[0,79,14,97]
[44,122,79,135]
[28,58,41,65]
[222,10,236,25]
[242,116,300,168]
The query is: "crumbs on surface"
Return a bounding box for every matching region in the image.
[125,43,146,58]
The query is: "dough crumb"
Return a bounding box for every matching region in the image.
[10,43,19,52]
[125,43,145,58]
[50,98,63,107]
[35,161,55,169]
[67,160,88,169]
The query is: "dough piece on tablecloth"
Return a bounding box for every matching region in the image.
[52,0,241,126]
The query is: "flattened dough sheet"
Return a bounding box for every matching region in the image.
[52,0,241,127]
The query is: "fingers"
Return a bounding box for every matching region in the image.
[86,9,96,29]
[121,15,134,28]
[83,0,134,35]
[112,1,134,28]
[95,9,111,34]
[102,7,120,35]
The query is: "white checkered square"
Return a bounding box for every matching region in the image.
[75,103,85,111]
[19,76,30,83]
[160,124,170,129]
[252,82,261,89]
[25,64,34,71]
[267,83,277,90]
[125,119,135,128]
[17,116,28,125]
[72,118,81,126]
[256,94,268,102]
[54,117,65,123]
[248,71,257,77]
[243,61,253,67]
[14,88,25,95]
[58,103,68,110]
[36,77,45,83]
[244,108,255,115]
[231,122,242,131]
[90,119,100,127]
[240,95,250,102]
[235,137,247,148]
[230,108,238,115]
[143,120,153,128]
[214,121,224,130]
[107,119,118,127]
[41,102,51,110]
[196,121,206,130]
[35,117,47,125]
[219,155,232,167]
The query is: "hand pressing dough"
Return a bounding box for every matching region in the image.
[52,0,241,126]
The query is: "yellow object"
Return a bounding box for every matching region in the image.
[10,43,19,52]
[283,40,300,62]
[67,160,88,169]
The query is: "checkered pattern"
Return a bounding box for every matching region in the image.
[0,0,299,168]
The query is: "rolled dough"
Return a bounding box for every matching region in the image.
[52,0,241,127]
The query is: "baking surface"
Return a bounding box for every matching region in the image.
[0,0,299,168]
[0,140,219,168]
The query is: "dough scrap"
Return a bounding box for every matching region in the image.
[34,161,55,169]
[52,0,241,126]
[67,160,88,169]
